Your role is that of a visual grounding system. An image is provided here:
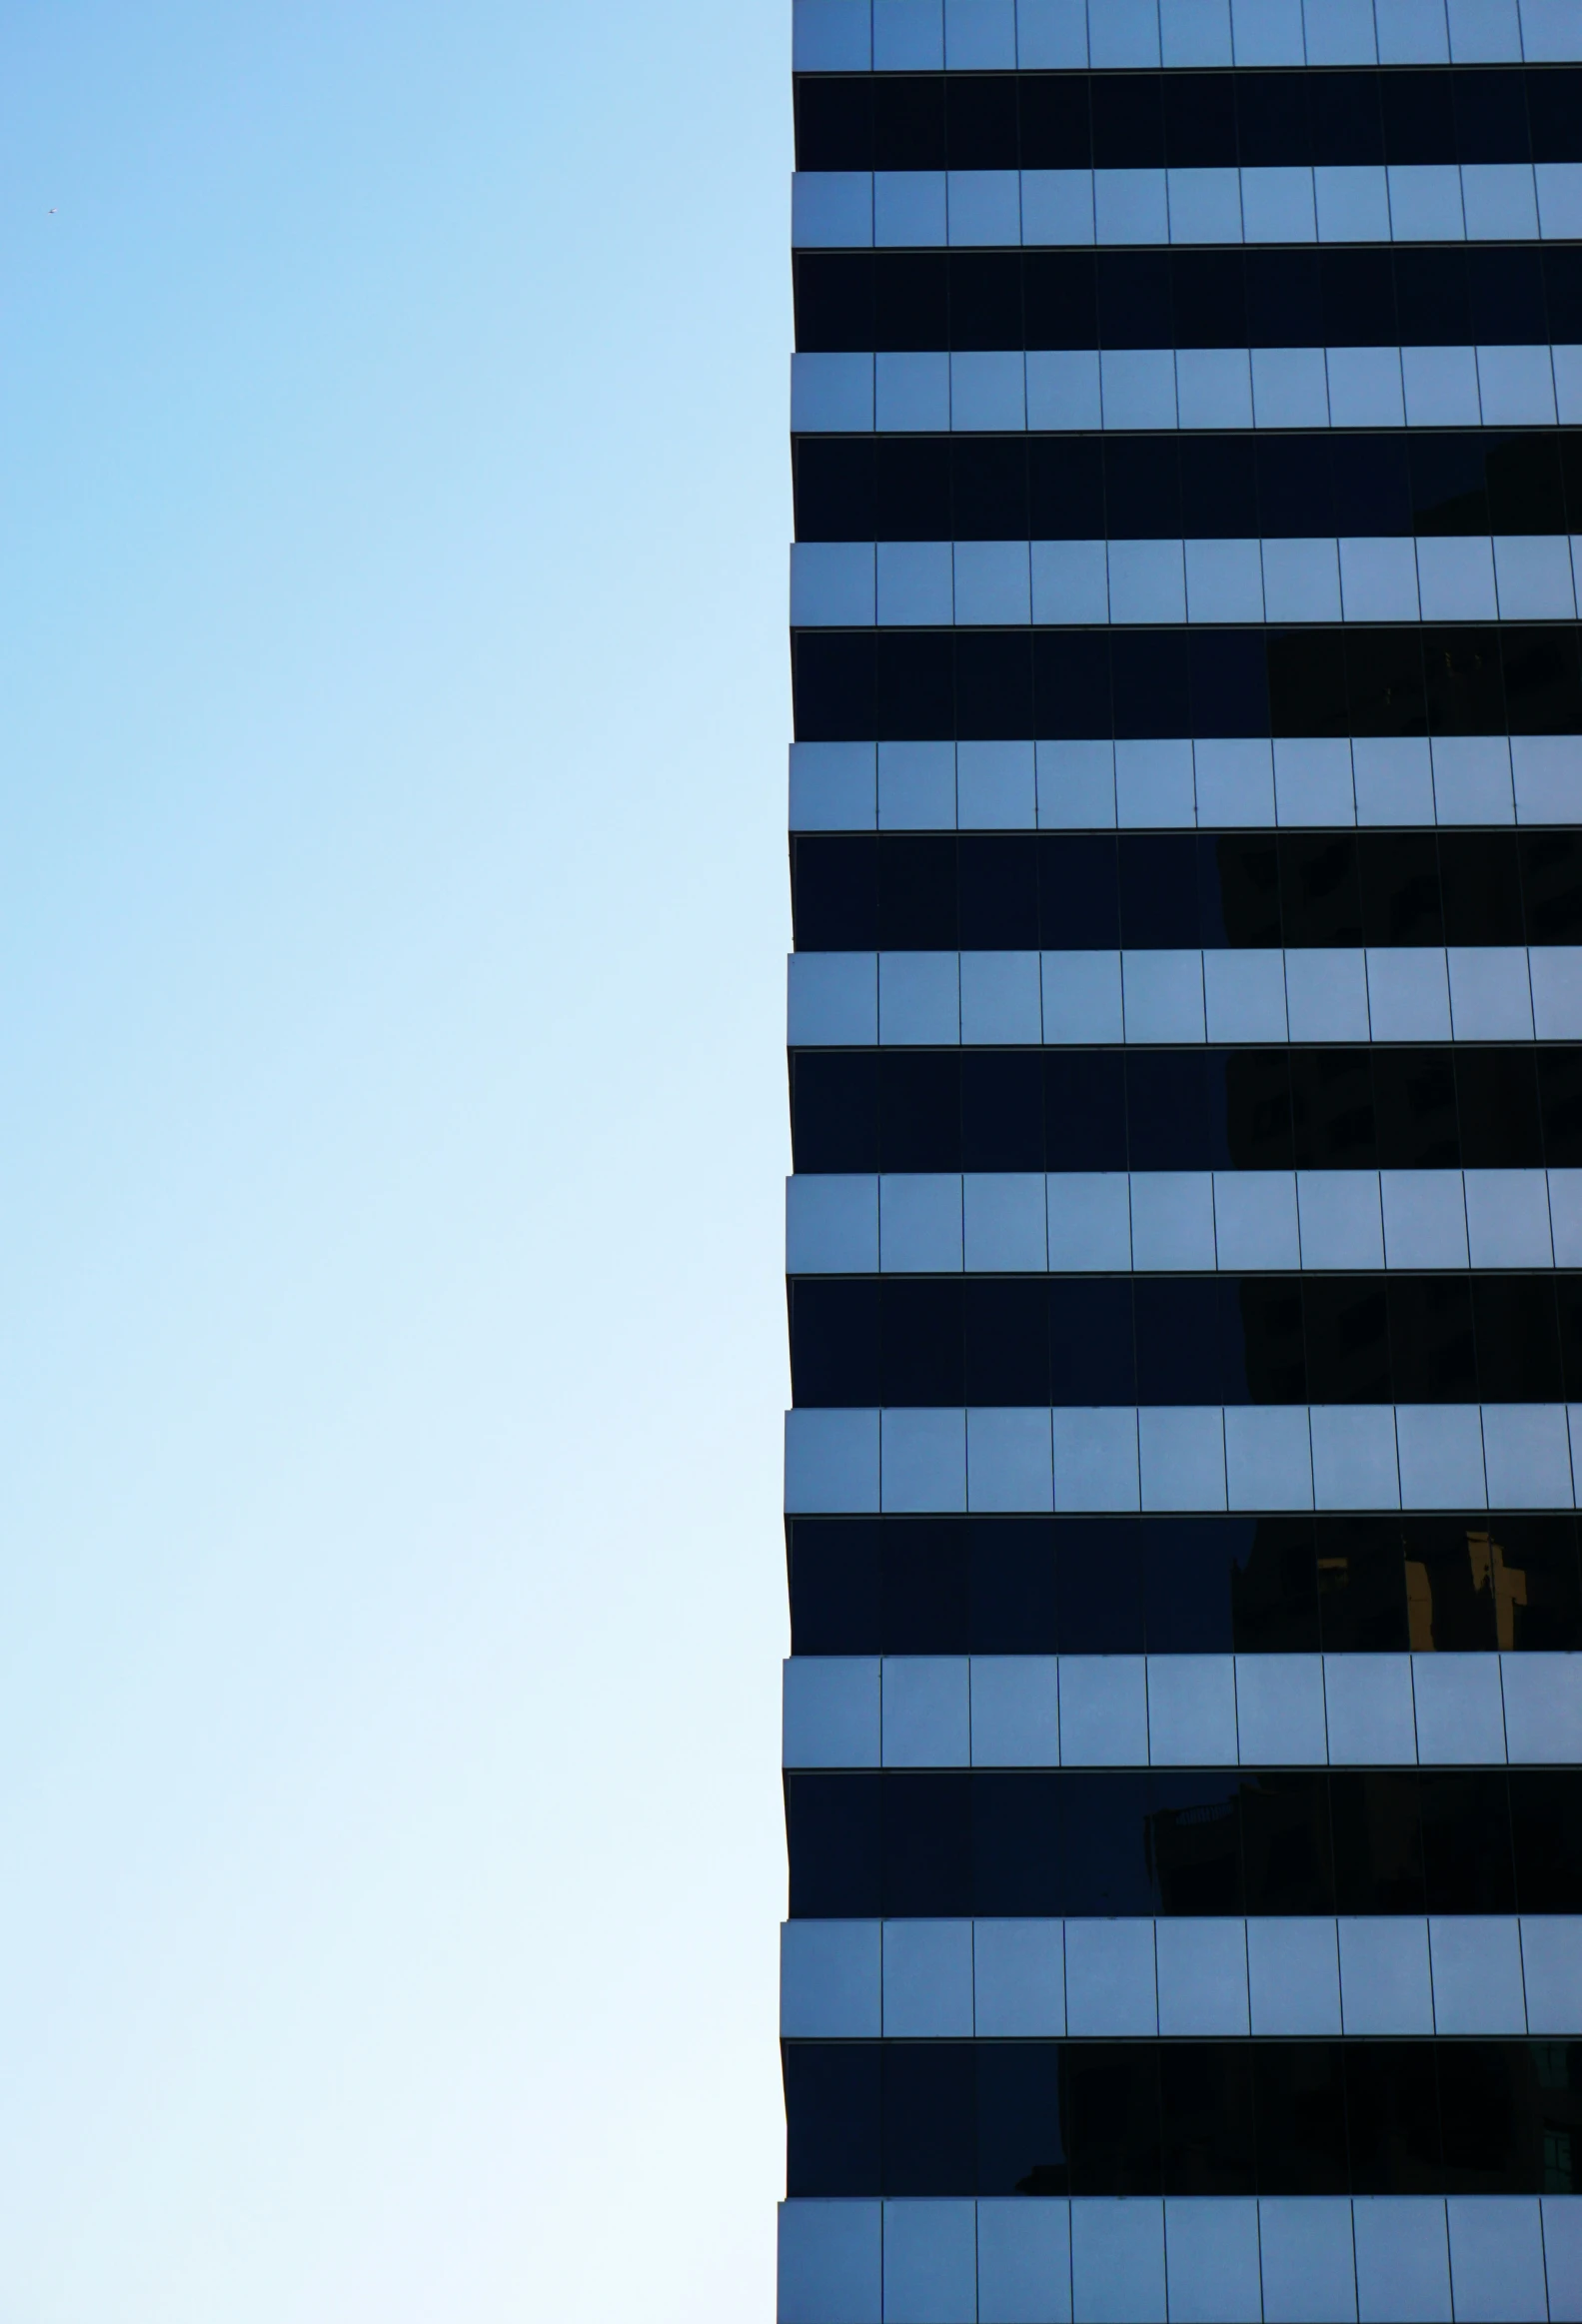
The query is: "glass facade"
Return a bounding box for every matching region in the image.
[780,5,1582,2316]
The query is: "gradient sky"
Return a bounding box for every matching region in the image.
[0,5,791,2316]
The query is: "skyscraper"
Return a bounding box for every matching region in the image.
[779,3,1582,2317]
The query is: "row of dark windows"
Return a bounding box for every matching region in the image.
[789,1271,1582,1408]
[792,431,1582,544]
[788,1512,1582,1657]
[784,1765,1582,1916]
[785,2037,1582,2201]
[791,829,1582,952]
[793,246,1582,351]
[794,66,1582,172]
[791,626,1582,741]
[790,1045,1582,1175]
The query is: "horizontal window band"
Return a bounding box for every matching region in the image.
[783,1763,1582,1917]
[781,1913,1582,2040]
[783,1650,1578,1767]
[788,1169,1582,1274]
[792,245,1582,357]
[789,1274,1582,1411]
[783,1402,1582,1513]
[778,2191,1578,2324]
[792,347,1582,430]
[790,537,1582,625]
[786,946,1582,1045]
[793,429,1582,538]
[789,827,1582,949]
[787,1044,1582,1177]
[785,2037,1582,2200]
[790,623,1582,742]
[788,735,1579,829]
[795,65,1582,171]
[786,1509,1582,1658]
[793,0,1582,75]
[792,162,1582,248]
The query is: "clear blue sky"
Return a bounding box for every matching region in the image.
[0,5,791,2315]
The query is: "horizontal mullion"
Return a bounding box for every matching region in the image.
[789,536,1582,625]
[791,162,1582,249]
[786,945,1577,1044]
[781,1914,1582,2038]
[793,0,1582,74]
[787,1168,1580,1273]
[789,734,1579,829]
[778,2190,1569,2324]
[782,1762,1582,1916]
[782,1401,1582,1513]
[793,345,1581,430]
[782,1648,1576,1767]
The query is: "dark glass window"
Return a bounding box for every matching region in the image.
[961,1050,1044,1170]
[882,1519,969,1655]
[883,1770,972,1913]
[1245,250,1321,348]
[975,2044,1069,2197]
[1330,1770,1426,1913]
[883,2045,976,2195]
[786,1770,881,1913]
[1096,251,1173,348]
[876,436,950,540]
[873,76,945,169]
[787,2045,880,2196]
[879,1050,960,1171]
[973,1771,1064,1913]
[1318,1517,1410,1654]
[791,1049,878,1172]
[1240,1773,1334,1913]
[790,1519,882,1653]
[945,74,1017,168]
[1172,250,1247,348]
[1057,1518,1143,1652]
[1470,245,1548,345]
[1237,70,1312,166]
[1454,68,1531,162]
[879,1277,963,1405]
[970,1519,1059,1653]
[1089,75,1163,169]
[1066,2045,1161,2194]
[949,251,1024,350]
[1165,71,1236,168]
[1039,834,1120,948]
[1344,2045,1443,2193]
[1279,833,1362,948]
[1049,1278,1135,1406]
[1381,68,1456,163]
[1527,67,1582,162]
[1254,2044,1350,2193]
[791,1278,879,1406]
[1044,1051,1126,1171]
[795,76,873,170]
[1019,76,1091,170]
[1421,1769,1517,1912]
[1310,71,1384,166]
